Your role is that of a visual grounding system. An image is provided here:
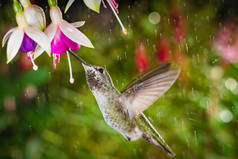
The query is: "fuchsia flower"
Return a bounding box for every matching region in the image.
[65,0,127,35]
[35,1,94,84]
[2,0,50,70]
[102,0,118,13]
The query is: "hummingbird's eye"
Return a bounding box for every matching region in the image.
[98,68,104,73]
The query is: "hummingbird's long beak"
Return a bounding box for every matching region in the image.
[68,50,89,66]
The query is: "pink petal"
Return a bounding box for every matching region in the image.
[59,20,94,48]
[61,30,80,50]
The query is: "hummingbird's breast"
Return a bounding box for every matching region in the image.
[92,89,139,137]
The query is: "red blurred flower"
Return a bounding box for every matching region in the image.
[135,42,149,74]
[213,24,238,63]
[156,37,171,62]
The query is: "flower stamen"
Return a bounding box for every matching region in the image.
[53,54,58,70]
[27,51,38,71]
[105,0,127,35]
[66,51,74,84]
[102,0,107,8]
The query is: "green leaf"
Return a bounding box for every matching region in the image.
[83,0,102,13]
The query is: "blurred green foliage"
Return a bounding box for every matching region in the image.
[0,0,238,159]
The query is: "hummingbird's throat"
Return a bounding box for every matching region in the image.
[86,70,101,90]
[88,80,99,89]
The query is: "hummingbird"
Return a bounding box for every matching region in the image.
[69,50,180,157]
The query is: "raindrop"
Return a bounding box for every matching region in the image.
[4,96,16,112]
[24,85,38,99]
[185,43,189,53]
[219,109,233,123]
[194,130,198,145]
[225,78,237,91]
[77,101,83,107]
[210,66,224,80]
[117,56,121,61]
[148,12,160,25]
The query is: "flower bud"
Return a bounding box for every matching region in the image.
[20,0,46,30]
[19,0,31,8]
[23,5,46,30]
[50,6,63,24]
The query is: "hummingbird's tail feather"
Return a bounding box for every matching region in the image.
[137,113,176,157]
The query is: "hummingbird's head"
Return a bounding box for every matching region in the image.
[69,51,114,92]
[82,64,114,91]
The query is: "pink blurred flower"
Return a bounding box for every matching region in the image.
[213,24,238,63]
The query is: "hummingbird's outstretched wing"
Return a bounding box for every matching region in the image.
[121,63,180,119]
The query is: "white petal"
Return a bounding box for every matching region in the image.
[64,0,75,13]
[25,26,51,56]
[71,21,85,28]
[7,29,24,63]
[2,27,17,47]
[60,20,94,48]
[34,23,57,59]
[44,23,58,42]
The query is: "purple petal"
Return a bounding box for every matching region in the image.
[20,33,37,53]
[60,30,80,50]
[51,28,69,54]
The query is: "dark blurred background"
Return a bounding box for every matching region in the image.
[1,0,238,158]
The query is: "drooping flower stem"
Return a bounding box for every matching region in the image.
[48,0,57,7]
[13,0,23,14]
[66,51,74,84]
[106,0,127,35]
